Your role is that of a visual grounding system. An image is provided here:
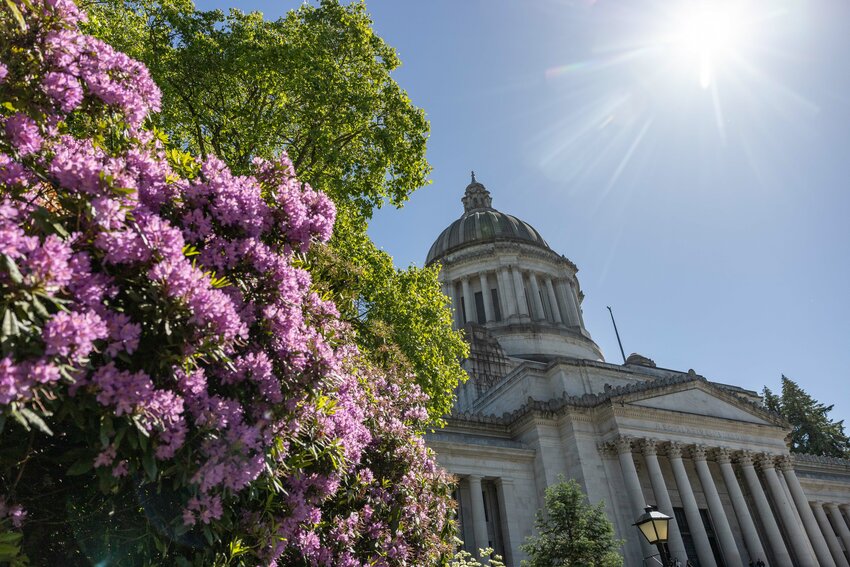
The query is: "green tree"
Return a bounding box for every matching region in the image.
[521,478,623,567]
[84,0,468,421]
[762,375,850,457]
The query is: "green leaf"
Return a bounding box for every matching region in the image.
[142,450,157,480]
[0,255,23,285]
[1,309,18,339]
[4,0,27,31]
[0,532,22,545]
[100,415,114,447]
[67,458,94,476]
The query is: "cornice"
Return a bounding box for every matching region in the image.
[447,370,788,434]
[437,240,578,272]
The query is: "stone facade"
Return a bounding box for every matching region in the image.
[425,176,850,566]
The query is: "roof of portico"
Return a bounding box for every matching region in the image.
[446,370,789,430]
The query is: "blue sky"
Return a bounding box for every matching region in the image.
[195,0,850,423]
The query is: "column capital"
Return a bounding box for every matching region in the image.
[642,438,659,456]
[756,453,778,471]
[777,454,794,471]
[825,502,841,511]
[667,441,685,459]
[716,447,733,464]
[614,435,634,455]
[691,444,709,461]
[737,450,756,467]
[597,442,618,458]
[467,474,483,483]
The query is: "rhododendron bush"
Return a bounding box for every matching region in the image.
[0,0,453,564]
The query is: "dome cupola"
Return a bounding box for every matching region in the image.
[426,173,552,265]
[427,174,603,363]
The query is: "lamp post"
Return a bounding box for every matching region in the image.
[634,505,673,566]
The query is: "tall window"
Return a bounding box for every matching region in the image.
[673,507,726,566]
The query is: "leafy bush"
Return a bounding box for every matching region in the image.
[0,0,453,564]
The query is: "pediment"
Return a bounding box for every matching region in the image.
[624,384,775,426]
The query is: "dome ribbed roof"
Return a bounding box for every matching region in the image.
[425,173,550,265]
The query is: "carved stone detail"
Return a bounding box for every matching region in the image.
[667,441,685,459]
[597,442,618,458]
[691,444,708,461]
[777,454,794,472]
[756,453,778,471]
[716,447,733,465]
[614,435,633,455]
[642,438,659,456]
[738,450,756,467]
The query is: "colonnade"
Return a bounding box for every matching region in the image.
[443,266,583,328]
[608,435,850,567]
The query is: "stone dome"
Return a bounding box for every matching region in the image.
[426,174,551,265]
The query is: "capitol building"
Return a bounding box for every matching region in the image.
[425,175,850,566]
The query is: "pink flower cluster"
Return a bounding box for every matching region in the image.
[0,497,26,529]
[0,0,453,563]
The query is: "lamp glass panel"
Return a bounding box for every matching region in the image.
[638,520,660,544]
[654,518,668,541]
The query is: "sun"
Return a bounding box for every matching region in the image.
[669,2,750,88]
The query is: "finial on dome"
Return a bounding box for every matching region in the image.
[462,172,492,213]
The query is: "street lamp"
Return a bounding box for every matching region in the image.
[634,505,672,566]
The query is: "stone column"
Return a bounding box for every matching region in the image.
[478,272,494,323]
[467,475,490,555]
[779,456,837,567]
[758,454,818,566]
[556,280,576,325]
[841,504,850,529]
[497,267,516,318]
[668,442,717,567]
[562,280,581,326]
[813,502,850,567]
[614,436,654,558]
[827,502,850,561]
[738,451,792,565]
[642,439,688,563]
[569,281,585,326]
[495,478,518,566]
[461,277,475,325]
[716,448,767,565]
[692,446,743,567]
[511,268,529,317]
[527,272,545,321]
[544,277,563,324]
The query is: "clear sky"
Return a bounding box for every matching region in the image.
[195,0,850,424]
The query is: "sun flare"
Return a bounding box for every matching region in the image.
[669,3,750,88]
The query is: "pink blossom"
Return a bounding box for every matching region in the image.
[5,113,42,155]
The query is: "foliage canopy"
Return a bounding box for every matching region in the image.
[763,375,850,458]
[0,0,455,564]
[85,0,469,423]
